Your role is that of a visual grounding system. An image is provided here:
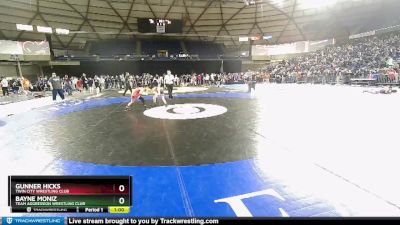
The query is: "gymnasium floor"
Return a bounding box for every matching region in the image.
[1,84,400,217]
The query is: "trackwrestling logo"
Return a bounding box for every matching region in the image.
[2,217,64,225]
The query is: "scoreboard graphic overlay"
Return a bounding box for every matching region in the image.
[8,176,131,213]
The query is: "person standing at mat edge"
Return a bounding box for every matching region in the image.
[80,73,88,91]
[247,72,257,93]
[123,72,133,96]
[1,77,9,96]
[48,72,65,101]
[164,70,174,99]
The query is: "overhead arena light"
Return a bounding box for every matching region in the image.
[250,35,261,41]
[16,24,33,31]
[239,36,249,42]
[299,0,337,9]
[55,28,69,35]
[270,0,284,8]
[243,0,256,6]
[263,35,272,40]
[37,26,53,34]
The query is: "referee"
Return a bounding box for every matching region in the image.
[123,72,132,96]
[48,72,65,101]
[247,73,257,93]
[164,70,175,99]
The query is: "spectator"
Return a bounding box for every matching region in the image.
[63,75,73,95]
[80,73,88,91]
[48,72,65,101]
[1,77,9,96]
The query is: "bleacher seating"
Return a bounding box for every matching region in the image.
[89,39,136,55]
[185,41,223,59]
[141,40,182,56]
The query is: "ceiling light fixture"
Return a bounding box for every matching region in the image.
[55,28,69,35]
[16,24,33,31]
[37,26,53,33]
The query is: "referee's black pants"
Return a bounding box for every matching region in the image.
[166,84,173,99]
[248,82,256,93]
[2,87,9,96]
[123,85,132,96]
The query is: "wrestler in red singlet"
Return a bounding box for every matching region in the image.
[131,87,142,100]
[125,87,147,110]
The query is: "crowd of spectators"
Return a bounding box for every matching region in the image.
[0,71,268,98]
[0,76,32,96]
[262,32,400,84]
[4,30,400,98]
[0,72,229,96]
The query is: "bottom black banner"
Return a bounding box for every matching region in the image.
[66,217,400,225]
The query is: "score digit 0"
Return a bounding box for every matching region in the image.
[119,197,125,205]
[118,185,125,192]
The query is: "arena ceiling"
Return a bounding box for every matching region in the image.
[0,0,399,51]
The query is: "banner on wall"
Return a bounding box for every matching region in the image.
[21,41,50,56]
[0,40,23,55]
[349,30,375,39]
[0,40,50,61]
[252,41,308,56]
[251,38,334,58]
[308,39,335,52]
